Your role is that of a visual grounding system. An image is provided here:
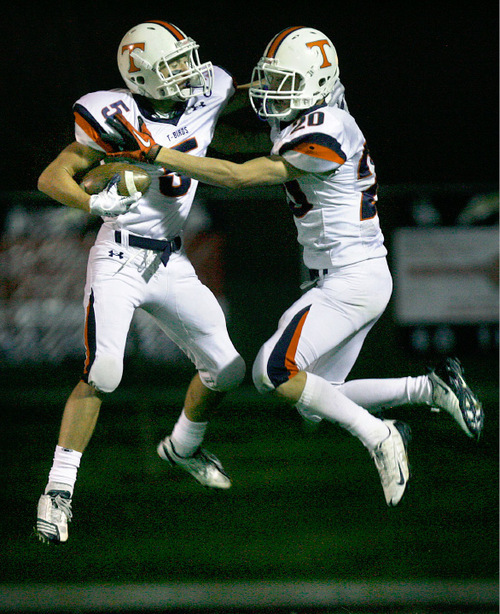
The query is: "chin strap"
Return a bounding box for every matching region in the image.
[326,80,348,112]
[130,49,153,71]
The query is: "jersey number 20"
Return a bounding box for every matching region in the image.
[284,142,378,221]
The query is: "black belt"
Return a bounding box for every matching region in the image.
[114,231,181,266]
[309,268,330,280]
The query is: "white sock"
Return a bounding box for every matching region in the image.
[46,446,82,496]
[296,373,389,451]
[338,375,433,412]
[169,409,208,458]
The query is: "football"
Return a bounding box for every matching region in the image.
[80,162,152,197]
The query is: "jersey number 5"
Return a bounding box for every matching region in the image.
[159,138,198,197]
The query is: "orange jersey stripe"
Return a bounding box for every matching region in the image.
[266,26,304,58]
[284,309,309,376]
[147,20,185,41]
[292,141,345,165]
[74,111,114,153]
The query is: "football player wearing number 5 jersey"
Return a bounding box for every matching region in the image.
[110,26,484,508]
[35,21,248,544]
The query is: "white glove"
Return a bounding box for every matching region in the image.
[89,175,141,217]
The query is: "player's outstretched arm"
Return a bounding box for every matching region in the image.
[155,148,304,189]
[102,112,304,188]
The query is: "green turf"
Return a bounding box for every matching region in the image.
[0,353,497,587]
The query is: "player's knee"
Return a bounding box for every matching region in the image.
[217,354,246,391]
[87,354,123,394]
[203,354,246,392]
[252,371,275,395]
[252,354,275,395]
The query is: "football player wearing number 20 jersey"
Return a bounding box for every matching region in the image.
[35,21,247,544]
[114,26,484,508]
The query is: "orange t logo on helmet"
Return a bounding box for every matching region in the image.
[120,43,145,73]
[306,39,332,68]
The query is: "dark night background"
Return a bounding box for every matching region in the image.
[0,3,498,613]
[3,2,498,190]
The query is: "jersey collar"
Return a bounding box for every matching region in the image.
[275,99,328,130]
[133,95,187,125]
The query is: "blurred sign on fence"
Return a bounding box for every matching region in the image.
[392,226,499,353]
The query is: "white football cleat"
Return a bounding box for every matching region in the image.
[35,489,72,543]
[371,419,411,507]
[157,437,231,489]
[428,357,484,440]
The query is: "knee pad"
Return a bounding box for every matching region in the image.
[252,349,275,395]
[87,354,123,394]
[201,354,246,392]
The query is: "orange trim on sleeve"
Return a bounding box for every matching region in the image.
[74,111,114,153]
[292,141,345,165]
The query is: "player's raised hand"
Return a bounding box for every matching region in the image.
[88,174,141,217]
[104,113,161,162]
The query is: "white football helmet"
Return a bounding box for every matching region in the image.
[249,26,340,121]
[117,20,213,101]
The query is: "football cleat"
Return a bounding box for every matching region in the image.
[371,419,411,507]
[35,489,72,543]
[428,357,484,440]
[157,436,231,489]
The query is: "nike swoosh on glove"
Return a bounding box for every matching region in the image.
[103,113,161,162]
[89,174,142,217]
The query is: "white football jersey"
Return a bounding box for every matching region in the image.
[270,103,387,269]
[74,66,235,239]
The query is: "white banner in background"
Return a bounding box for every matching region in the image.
[392,226,499,324]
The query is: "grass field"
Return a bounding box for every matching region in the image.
[1,345,498,614]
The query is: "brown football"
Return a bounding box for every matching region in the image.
[80,162,151,196]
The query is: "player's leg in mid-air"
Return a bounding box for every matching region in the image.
[253,255,484,507]
[253,257,411,507]
[36,249,245,543]
[35,246,140,543]
[336,357,484,440]
[140,253,245,489]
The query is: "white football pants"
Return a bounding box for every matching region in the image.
[253,256,432,424]
[81,226,245,393]
[253,257,392,390]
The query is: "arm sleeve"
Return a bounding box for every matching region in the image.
[278,132,346,173]
[73,102,114,153]
[72,90,134,153]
